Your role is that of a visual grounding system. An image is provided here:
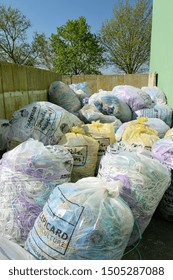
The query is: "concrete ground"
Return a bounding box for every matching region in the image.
[123,209,173,260]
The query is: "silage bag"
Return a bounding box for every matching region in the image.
[0,119,9,152]
[82,121,116,172]
[152,138,173,170]
[0,237,36,260]
[48,81,81,112]
[112,85,153,111]
[135,104,172,127]
[98,142,171,245]
[116,118,170,141]
[0,138,73,245]
[25,177,134,260]
[7,101,82,149]
[121,117,159,149]
[78,104,122,130]
[141,86,167,105]
[88,91,132,122]
[58,127,99,182]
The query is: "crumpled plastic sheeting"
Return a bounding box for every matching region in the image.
[98,142,171,245]
[116,118,170,141]
[0,119,10,151]
[88,91,132,123]
[48,81,81,112]
[112,85,153,111]
[58,130,99,182]
[135,104,172,127]
[121,118,160,149]
[152,138,173,170]
[7,101,82,148]
[0,237,36,260]
[0,138,73,245]
[25,177,134,260]
[141,86,167,105]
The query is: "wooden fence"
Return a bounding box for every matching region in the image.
[0,62,61,119]
[0,61,156,119]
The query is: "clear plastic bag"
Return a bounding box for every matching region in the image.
[141,86,167,105]
[49,81,81,112]
[98,142,171,245]
[152,138,173,170]
[25,177,134,260]
[0,138,73,245]
[112,85,153,111]
[7,101,82,148]
[88,91,132,122]
[0,237,36,260]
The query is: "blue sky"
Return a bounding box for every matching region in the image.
[1,0,139,38]
[1,0,151,74]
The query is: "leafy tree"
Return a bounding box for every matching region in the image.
[51,16,105,75]
[0,4,53,69]
[100,0,152,74]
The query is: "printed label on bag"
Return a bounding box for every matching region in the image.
[94,137,110,156]
[66,145,87,166]
[26,187,84,259]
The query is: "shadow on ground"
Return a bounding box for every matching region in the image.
[123,210,173,260]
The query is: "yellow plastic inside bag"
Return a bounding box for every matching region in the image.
[122,117,160,148]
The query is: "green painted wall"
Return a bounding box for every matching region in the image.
[150,0,173,108]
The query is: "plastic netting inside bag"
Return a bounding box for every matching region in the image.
[25,177,134,260]
[141,86,167,105]
[0,139,73,245]
[7,101,82,148]
[88,91,132,122]
[112,85,153,111]
[98,142,171,245]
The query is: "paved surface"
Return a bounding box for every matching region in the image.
[123,210,173,260]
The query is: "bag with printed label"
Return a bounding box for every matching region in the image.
[135,104,172,127]
[98,142,171,245]
[82,121,116,172]
[58,127,99,182]
[7,101,82,149]
[25,177,134,260]
[0,138,73,245]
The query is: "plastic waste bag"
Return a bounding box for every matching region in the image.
[7,101,82,149]
[135,104,172,127]
[141,86,167,105]
[0,138,73,245]
[58,127,99,182]
[25,177,134,260]
[48,81,81,112]
[0,237,36,260]
[112,85,153,111]
[98,142,171,245]
[164,128,173,139]
[82,121,116,172]
[121,118,159,149]
[0,119,9,152]
[152,138,173,170]
[88,91,132,122]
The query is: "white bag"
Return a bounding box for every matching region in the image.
[25,177,134,260]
